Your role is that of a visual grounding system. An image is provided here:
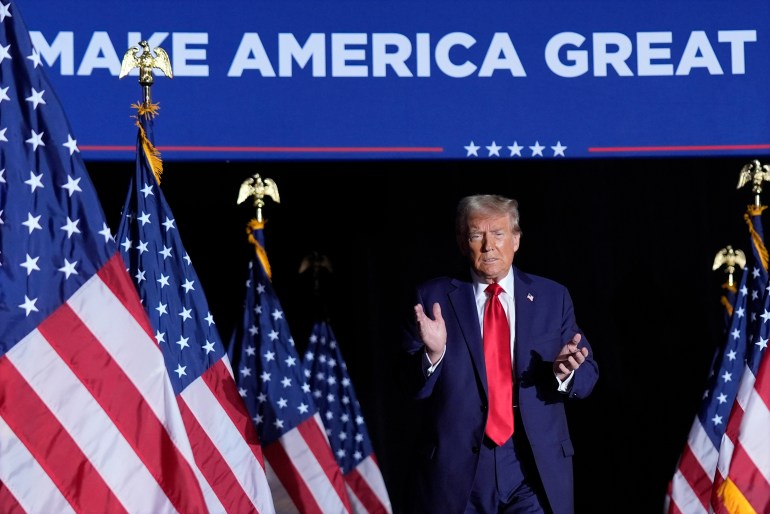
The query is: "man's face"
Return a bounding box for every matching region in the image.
[465,212,519,283]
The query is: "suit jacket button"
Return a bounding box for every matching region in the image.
[480,404,487,412]
[472,446,479,454]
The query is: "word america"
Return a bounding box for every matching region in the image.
[30,30,756,78]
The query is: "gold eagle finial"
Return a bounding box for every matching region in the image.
[299,251,333,295]
[713,245,746,287]
[299,251,333,276]
[119,41,173,105]
[237,174,280,222]
[737,159,770,207]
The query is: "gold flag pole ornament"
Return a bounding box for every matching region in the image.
[737,159,770,271]
[299,251,334,296]
[118,40,173,107]
[237,174,281,279]
[118,41,173,184]
[713,245,746,289]
[737,159,770,209]
[237,174,281,223]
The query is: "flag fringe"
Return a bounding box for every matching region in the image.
[131,101,164,184]
[247,219,272,279]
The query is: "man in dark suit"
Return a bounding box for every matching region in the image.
[401,194,599,514]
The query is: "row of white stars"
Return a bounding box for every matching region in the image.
[239,350,299,380]
[249,389,310,430]
[246,390,311,430]
[336,447,364,462]
[464,140,568,158]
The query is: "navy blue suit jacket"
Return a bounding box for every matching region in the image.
[401,266,599,514]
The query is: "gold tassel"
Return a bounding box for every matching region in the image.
[714,477,758,514]
[247,219,272,280]
[745,205,769,271]
[131,102,163,184]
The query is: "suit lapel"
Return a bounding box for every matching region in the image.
[513,267,535,373]
[447,278,488,396]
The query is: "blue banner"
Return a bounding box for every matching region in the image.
[16,1,770,161]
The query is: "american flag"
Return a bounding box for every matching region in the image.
[228,220,353,514]
[303,320,392,514]
[115,103,275,513]
[711,206,770,511]
[0,3,210,512]
[665,265,748,513]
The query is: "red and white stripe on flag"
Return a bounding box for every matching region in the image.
[666,420,719,514]
[345,454,392,514]
[711,367,752,512]
[0,255,208,514]
[712,357,770,512]
[178,356,275,514]
[263,413,352,514]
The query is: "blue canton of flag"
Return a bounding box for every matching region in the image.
[702,267,750,448]
[743,207,768,375]
[229,219,352,514]
[228,223,318,444]
[116,105,274,513]
[116,108,224,395]
[0,3,115,353]
[304,321,374,474]
[304,320,393,513]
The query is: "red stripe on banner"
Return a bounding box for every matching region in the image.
[80,145,445,154]
[726,441,770,507]
[177,396,256,514]
[346,466,389,514]
[675,443,712,510]
[0,480,27,514]
[264,438,322,514]
[588,143,770,153]
[297,417,352,511]
[200,359,264,465]
[97,253,156,341]
[0,357,127,514]
[39,303,206,514]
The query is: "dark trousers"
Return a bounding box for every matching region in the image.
[464,431,548,514]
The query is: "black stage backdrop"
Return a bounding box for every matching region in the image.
[89,155,753,513]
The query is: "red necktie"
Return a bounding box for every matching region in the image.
[483,282,514,446]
